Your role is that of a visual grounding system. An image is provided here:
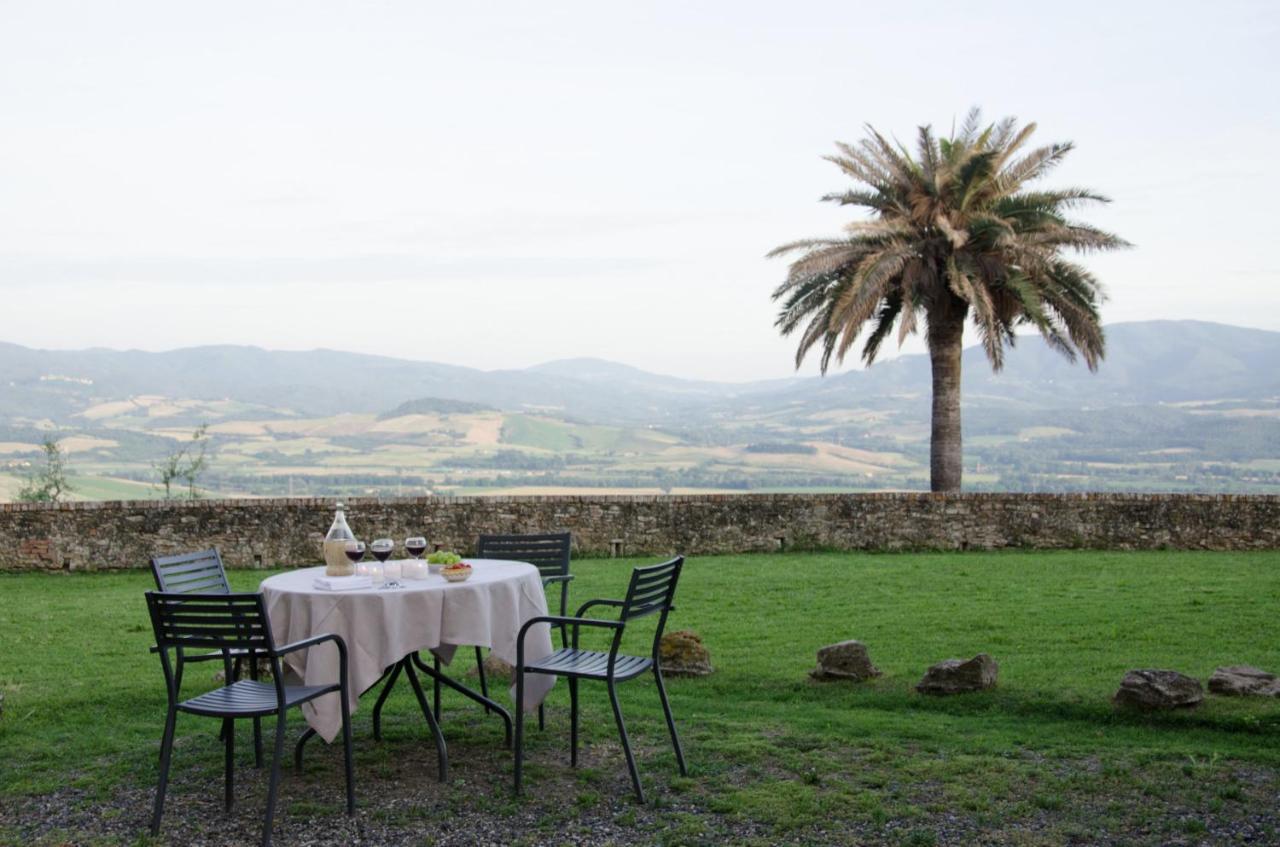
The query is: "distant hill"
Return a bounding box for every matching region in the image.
[377,397,497,420]
[0,321,1276,427]
[1,320,1277,498]
[528,357,794,398]
[766,320,1280,414]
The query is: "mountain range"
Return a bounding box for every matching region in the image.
[4,320,1277,427]
[1,320,1277,498]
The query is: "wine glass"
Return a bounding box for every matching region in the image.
[404,536,428,579]
[371,539,398,588]
[344,540,366,566]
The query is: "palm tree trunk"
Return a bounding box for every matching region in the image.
[927,306,965,492]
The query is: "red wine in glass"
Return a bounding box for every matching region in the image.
[405,536,427,558]
[344,541,366,564]
[371,539,394,563]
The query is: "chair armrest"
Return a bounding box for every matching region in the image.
[541,574,574,586]
[517,614,622,667]
[574,598,624,617]
[272,633,349,691]
[273,632,347,659]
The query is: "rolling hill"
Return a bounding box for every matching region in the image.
[0,321,1277,498]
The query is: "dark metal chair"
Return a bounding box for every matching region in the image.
[429,532,573,726]
[477,532,575,627]
[145,591,355,847]
[149,548,262,765]
[514,556,687,803]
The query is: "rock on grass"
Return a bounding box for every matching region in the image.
[916,654,998,695]
[1113,669,1203,710]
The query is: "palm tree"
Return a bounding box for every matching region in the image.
[770,110,1128,492]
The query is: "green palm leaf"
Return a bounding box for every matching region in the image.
[768,109,1127,491]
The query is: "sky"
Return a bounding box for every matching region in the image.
[1,1,1277,382]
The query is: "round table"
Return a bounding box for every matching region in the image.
[260,559,555,744]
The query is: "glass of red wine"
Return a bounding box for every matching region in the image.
[405,536,428,558]
[344,540,366,565]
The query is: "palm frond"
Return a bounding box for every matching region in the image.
[957,107,984,144]
[999,142,1074,191]
[861,294,904,365]
[770,113,1122,382]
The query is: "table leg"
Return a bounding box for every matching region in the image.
[433,655,442,721]
[294,727,317,773]
[412,652,514,748]
[371,661,403,741]
[402,658,449,782]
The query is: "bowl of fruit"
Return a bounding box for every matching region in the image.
[440,562,473,583]
[426,550,461,574]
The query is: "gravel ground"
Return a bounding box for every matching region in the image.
[5,727,1280,847]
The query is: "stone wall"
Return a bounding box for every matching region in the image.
[0,493,1277,572]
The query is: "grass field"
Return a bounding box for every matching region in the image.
[2,551,1279,845]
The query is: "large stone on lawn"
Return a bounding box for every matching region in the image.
[916,654,998,695]
[810,640,881,681]
[469,654,514,682]
[1208,665,1280,697]
[212,656,274,683]
[659,630,714,676]
[1113,669,1203,710]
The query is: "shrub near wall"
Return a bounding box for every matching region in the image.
[0,493,1277,572]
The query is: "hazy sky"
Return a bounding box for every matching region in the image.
[2,1,1277,381]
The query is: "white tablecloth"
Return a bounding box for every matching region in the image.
[260,559,555,743]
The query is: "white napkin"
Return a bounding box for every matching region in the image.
[312,575,374,591]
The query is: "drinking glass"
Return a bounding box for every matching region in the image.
[344,540,366,565]
[403,537,428,579]
[371,539,399,588]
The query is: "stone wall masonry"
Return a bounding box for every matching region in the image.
[0,493,1277,572]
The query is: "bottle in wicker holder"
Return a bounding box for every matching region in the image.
[323,501,357,576]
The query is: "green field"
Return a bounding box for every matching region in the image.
[2,551,1279,845]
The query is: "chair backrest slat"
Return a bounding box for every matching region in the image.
[150,548,231,595]
[621,556,683,622]
[164,575,229,594]
[146,592,274,653]
[477,532,571,579]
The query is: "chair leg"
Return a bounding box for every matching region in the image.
[538,703,545,731]
[372,661,403,741]
[150,707,178,836]
[248,655,263,768]
[403,659,448,782]
[569,677,579,768]
[475,646,491,713]
[223,717,235,811]
[654,667,687,776]
[513,666,526,794]
[607,680,644,804]
[261,713,287,847]
[340,684,356,815]
[221,657,243,746]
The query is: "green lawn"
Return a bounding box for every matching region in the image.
[2,551,1279,845]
